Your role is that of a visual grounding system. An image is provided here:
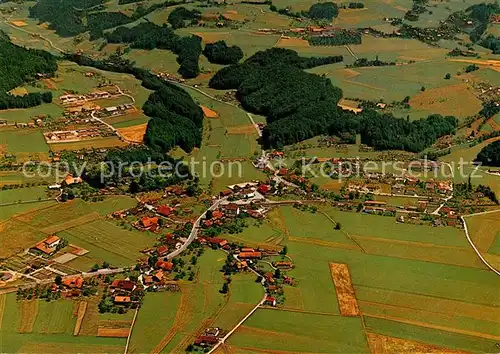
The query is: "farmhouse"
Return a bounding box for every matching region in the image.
[111,280,136,292]
[140,217,159,231]
[64,174,83,185]
[156,260,174,271]
[224,203,240,216]
[194,336,219,346]
[265,296,277,306]
[33,235,61,255]
[238,251,262,259]
[157,205,175,217]
[62,276,84,289]
[113,296,131,304]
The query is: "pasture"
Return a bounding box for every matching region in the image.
[0,128,49,154]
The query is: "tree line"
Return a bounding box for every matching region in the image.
[29,0,186,38]
[208,48,458,152]
[308,30,362,46]
[476,140,500,167]
[105,22,202,78]
[0,32,56,110]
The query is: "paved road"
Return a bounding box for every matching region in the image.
[2,14,65,54]
[163,197,228,260]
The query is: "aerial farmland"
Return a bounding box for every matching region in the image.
[0,0,499,352]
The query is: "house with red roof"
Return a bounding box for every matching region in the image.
[110,280,136,292]
[113,296,131,304]
[238,251,262,259]
[156,260,174,271]
[257,184,271,194]
[33,235,61,255]
[156,246,169,256]
[224,203,240,216]
[62,276,84,289]
[140,217,159,231]
[265,296,276,306]
[157,205,175,217]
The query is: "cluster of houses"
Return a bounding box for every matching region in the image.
[94,104,136,118]
[194,327,224,347]
[109,279,141,306]
[59,91,114,106]
[44,127,114,143]
[30,235,62,257]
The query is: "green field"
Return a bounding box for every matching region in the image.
[0,200,56,221]
[0,186,48,204]
[0,128,49,154]
[59,219,157,270]
[128,291,182,353]
[228,309,369,353]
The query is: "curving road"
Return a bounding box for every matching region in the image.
[162,196,228,260]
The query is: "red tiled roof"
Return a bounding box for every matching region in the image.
[45,235,60,245]
[156,260,174,271]
[195,336,219,345]
[110,280,135,291]
[157,246,169,256]
[141,217,159,228]
[258,184,271,194]
[157,205,175,217]
[114,296,131,303]
[238,251,262,259]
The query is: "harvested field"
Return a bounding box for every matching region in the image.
[39,212,100,234]
[339,68,361,78]
[9,87,28,96]
[365,332,470,354]
[226,125,257,135]
[329,263,360,316]
[10,20,27,27]
[409,83,482,118]
[117,123,147,143]
[73,301,87,336]
[276,37,310,47]
[97,327,130,338]
[465,212,500,254]
[53,253,78,264]
[448,58,500,70]
[201,105,219,118]
[17,300,39,333]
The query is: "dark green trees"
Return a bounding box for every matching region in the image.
[203,41,244,65]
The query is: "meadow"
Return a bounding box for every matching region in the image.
[0,128,49,154]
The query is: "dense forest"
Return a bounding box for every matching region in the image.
[0,32,56,110]
[105,22,202,78]
[475,141,500,167]
[167,7,201,29]
[209,48,457,151]
[203,41,244,65]
[308,30,362,46]
[306,2,339,19]
[29,0,185,38]
[66,53,203,153]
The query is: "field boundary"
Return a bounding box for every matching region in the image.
[329,263,360,316]
[73,301,87,336]
[288,237,360,251]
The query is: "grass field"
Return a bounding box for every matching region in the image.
[0,186,48,204]
[128,291,182,353]
[59,219,157,270]
[0,128,49,154]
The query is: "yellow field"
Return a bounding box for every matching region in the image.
[409,83,482,118]
[18,300,39,333]
[50,137,129,152]
[201,105,219,118]
[117,123,148,143]
[329,263,360,316]
[73,301,87,336]
[10,20,28,27]
[276,37,310,48]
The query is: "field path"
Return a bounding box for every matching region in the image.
[461,210,500,276]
